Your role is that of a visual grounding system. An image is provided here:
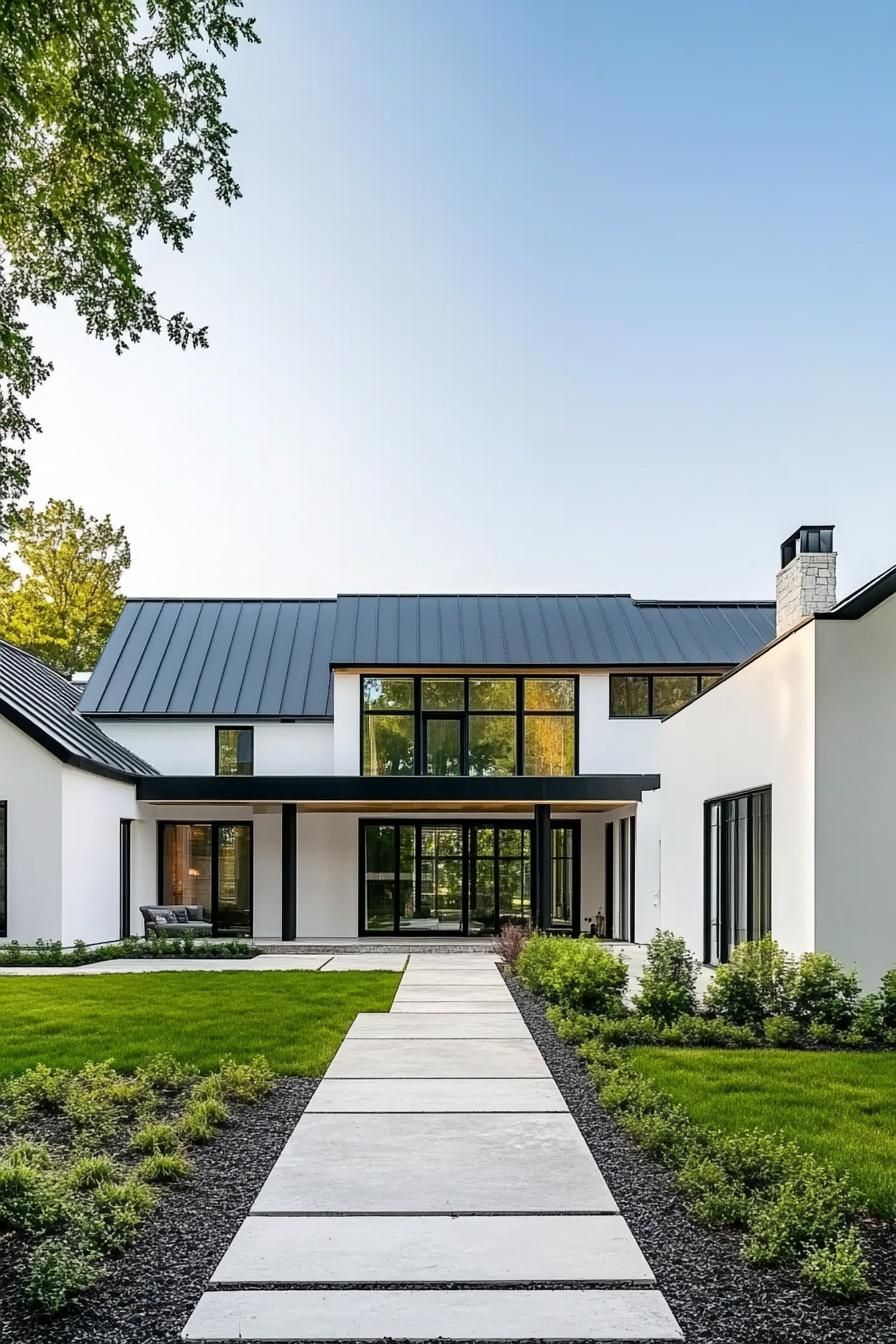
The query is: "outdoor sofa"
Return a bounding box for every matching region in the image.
[140,904,214,937]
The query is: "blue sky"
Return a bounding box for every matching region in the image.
[25,0,896,600]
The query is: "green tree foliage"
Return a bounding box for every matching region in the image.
[0,498,130,673]
[0,0,259,532]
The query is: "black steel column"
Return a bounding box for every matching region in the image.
[533,804,551,931]
[281,804,297,941]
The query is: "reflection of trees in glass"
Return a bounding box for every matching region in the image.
[524,715,575,775]
[216,728,253,776]
[363,677,414,710]
[469,715,516,775]
[611,675,649,717]
[363,715,414,774]
[469,678,516,710]
[422,678,464,709]
[652,676,698,716]
[524,678,575,711]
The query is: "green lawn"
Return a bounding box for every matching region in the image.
[630,1046,896,1218]
[0,971,399,1077]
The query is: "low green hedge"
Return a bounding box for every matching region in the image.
[577,1040,870,1300]
[0,936,258,968]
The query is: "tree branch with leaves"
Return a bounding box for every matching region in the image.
[0,0,259,533]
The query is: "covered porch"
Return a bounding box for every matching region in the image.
[134,774,660,944]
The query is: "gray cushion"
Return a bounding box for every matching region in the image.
[172,908,189,924]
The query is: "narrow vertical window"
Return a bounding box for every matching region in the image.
[119,819,131,940]
[0,802,6,938]
[705,787,771,964]
[216,726,254,776]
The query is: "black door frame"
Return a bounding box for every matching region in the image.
[358,818,580,937]
[156,820,254,937]
[421,712,466,777]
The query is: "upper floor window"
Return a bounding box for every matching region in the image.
[216,726,254,776]
[360,675,577,777]
[609,672,722,719]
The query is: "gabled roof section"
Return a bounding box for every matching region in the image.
[819,562,896,621]
[0,639,157,780]
[331,595,776,667]
[79,600,337,718]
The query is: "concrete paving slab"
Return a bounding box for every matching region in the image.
[319,955,408,972]
[405,953,502,966]
[346,1012,530,1039]
[71,957,333,973]
[212,1213,654,1284]
[305,1076,568,1112]
[327,1038,550,1078]
[390,998,517,1013]
[392,982,512,1000]
[252,1113,616,1213]
[399,973,505,988]
[183,1288,682,1340]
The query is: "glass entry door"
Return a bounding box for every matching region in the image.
[361,820,578,936]
[159,821,253,936]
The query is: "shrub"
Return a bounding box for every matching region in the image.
[176,1096,230,1143]
[136,1053,197,1093]
[200,1056,273,1103]
[0,1157,68,1234]
[616,1106,692,1165]
[493,920,531,969]
[801,1229,871,1300]
[807,1022,840,1047]
[22,1239,99,1313]
[518,934,628,1015]
[88,1180,156,1251]
[703,936,796,1027]
[880,967,896,1031]
[68,1156,119,1191]
[792,953,860,1031]
[670,1015,758,1048]
[134,1152,193,1183]
[633,930,699,1025]
[743,1163,857,1266]
[1,1064,69,1122]
[595,1015,663,1047]
[763,1015,803,1047]
[851,994,884,1044]
[545,1004,602,1043]
[677,1154,751,1227]
[130,1121,180,1155]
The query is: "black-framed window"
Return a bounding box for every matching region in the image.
[158,821,253,937]
[0,801,6,938]
[610,672,723,718]
[360,818,579,936]
[119,819,131,940]
[705,787,771,965]
[215,726,254,776]
[360,675,578,777]
[604,815,636,941]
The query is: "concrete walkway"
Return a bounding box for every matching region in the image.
[0,953,410,975]
[182,954,682,1342]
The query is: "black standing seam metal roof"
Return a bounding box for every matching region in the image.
[78,600,338,718]
[330,595,776,669]
[79,595,776,718]
[0,639,158,780]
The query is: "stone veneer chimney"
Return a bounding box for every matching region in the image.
[776,525,837,637]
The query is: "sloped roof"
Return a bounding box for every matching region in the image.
[331,595,776,668]
[80,594,775,718]
[78,600,337,718]
[0,639,157,780]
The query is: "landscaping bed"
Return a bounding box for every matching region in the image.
[0,1074,315,1343]
[507,973,896,1344]
[0,937,260,968]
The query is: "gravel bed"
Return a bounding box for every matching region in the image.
[507,975,896,1344]
[0,1077,317,1344]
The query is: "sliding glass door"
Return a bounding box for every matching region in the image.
[159,822,252,936]
[360,820,578,936]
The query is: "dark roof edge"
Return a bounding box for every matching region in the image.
[329,661,737,671]
[121,596,337,604]
[632,599,774,609]
[82,713,335,723]
[0,696,147,783]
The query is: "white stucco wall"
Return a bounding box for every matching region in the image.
[578,672,663,775]
[0,718,63,941]
[332,673,361,774]
[98,719,333,775]
[60,768,138,945]
[296,812,359,937]
[660,623,817,962]
[814,597,896,987]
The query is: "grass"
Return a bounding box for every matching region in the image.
[0,972,399,1077]
[629,1046,896,1218]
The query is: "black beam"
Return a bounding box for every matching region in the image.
[137,773,661,805]
[533,803,551,931]
[281,803,297,941]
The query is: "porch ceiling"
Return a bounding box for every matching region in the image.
[135,773,659,807]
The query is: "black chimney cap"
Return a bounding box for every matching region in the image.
[780,526,835,569]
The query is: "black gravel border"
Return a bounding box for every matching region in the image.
[0,1078,317,1344]
[506,974,896,1344]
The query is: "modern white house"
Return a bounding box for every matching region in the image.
[1,524,890,983]
[661,526,896,988]
[0,585,774,949]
